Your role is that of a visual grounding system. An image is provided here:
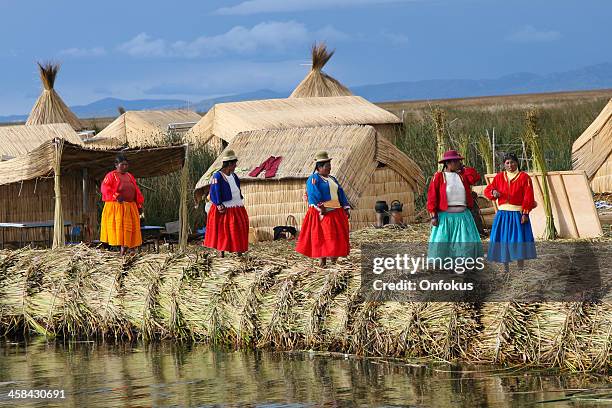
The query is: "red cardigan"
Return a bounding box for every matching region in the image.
[484,171,536,214]
[101,170,144,208]
[427,167,480,214]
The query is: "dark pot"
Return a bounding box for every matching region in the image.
[390,200,403,212]
[375,200,389,213]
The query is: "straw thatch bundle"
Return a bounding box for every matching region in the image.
[290,43,353,98]
[572,98,612,193]
[185,96,402,153]
[0,225,610,372]
[194,125,425,240]
[91,110,201,149]
[26,63,83,131]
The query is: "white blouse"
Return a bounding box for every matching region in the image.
[222,174,244,208]
[444,172,466,206]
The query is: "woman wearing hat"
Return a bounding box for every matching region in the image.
[484,152,537,270]
[204,150,249,256]
[100,154,144,256]
[296,151,351,267]
[427,150,483,262]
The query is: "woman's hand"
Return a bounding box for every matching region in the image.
[218,204,226,214]
[344,208,351,219]
[521,214,529,224]
[492,190,500,199]
[431,215,438,227]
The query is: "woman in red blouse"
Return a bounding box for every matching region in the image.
[427,150,483,264]
[484,153,537,270]
[100,155,144,255]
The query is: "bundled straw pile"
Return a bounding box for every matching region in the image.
[290,43,353,98]
[0,226,610,372]
[26,62,83,131]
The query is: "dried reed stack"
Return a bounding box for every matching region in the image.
[477,133,495,174]
[0,227,610,372]
[290,43,353,98]
[26,62,83,131]
[522,109,557,240]
[433,108,451,170]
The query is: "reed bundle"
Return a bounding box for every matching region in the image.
[290,43,353,98]
[26,62,83,131]
[522,109,557,239]
[0,226,610,372]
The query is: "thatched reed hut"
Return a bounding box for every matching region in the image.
[185,96,402,154]
[572,98,612,193]
[194,125,424,241]
[26,63,83,131]
[0,137,186,248]
[0,123,82,161]
[88,109,201,148]
[290,43,352,98]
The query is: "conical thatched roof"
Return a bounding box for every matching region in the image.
[572,98,612,192]
[26,62,83,131]
[289,43,353,98]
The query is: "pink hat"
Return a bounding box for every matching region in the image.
[438,149,464,163]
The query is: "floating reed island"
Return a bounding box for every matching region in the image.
[0,225,610,373]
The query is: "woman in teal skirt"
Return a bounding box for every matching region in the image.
[427,150,483,267]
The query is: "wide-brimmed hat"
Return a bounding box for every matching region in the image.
[438,149,464,163]
[221,150,238,162]
[314,151,332,163]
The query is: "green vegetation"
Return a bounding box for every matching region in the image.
[396,96,609,207]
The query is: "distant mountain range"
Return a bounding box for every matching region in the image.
[2,63,612,123]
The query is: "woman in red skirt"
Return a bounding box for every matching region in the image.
[204,150,249,256]
[296,151,351,267]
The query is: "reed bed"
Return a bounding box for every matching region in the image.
[0,226,610,372]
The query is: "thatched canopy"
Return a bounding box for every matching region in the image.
[92,109,201,148]
[0,139,187,186]
[0,123,83,160]
[572,98,612,191]
[26,63,83,131]
[290,43,352,98]
[194,125,425,203]
[186,96,401,148]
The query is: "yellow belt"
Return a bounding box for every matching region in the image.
[498,204,523,211]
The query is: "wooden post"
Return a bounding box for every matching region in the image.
[178,143,190,251]
[52,138,65,248]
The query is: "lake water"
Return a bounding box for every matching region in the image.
[0,340,609,407]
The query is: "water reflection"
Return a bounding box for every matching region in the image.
[0,340,608,407]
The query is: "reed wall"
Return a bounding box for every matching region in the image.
[591,156,612,193]
[0,173,98,247]
[241,166,416,241]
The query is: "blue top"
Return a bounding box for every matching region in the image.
[209,171,243,205]
[306,173,350,208]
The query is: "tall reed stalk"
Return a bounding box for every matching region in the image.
[433,108,451,170]
[522,109,557,240]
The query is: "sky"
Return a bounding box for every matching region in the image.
[0,0,610,115]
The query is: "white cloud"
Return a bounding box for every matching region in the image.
[381,31,409,45]
[59,47,106,57]
[117,33,167,57]
[506,26,561,43]
[214,0,418,15]
[117,21,349,58]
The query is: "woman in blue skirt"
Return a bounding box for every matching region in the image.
[427,150,484,268]
[484,153,537,271]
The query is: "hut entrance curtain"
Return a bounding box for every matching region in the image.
[53,138,65,248]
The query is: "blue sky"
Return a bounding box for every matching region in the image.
[0,0,610,115]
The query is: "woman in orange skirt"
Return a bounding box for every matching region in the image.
[100,154,144,255]
[204,150,249,256]
[296,151,351,267]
